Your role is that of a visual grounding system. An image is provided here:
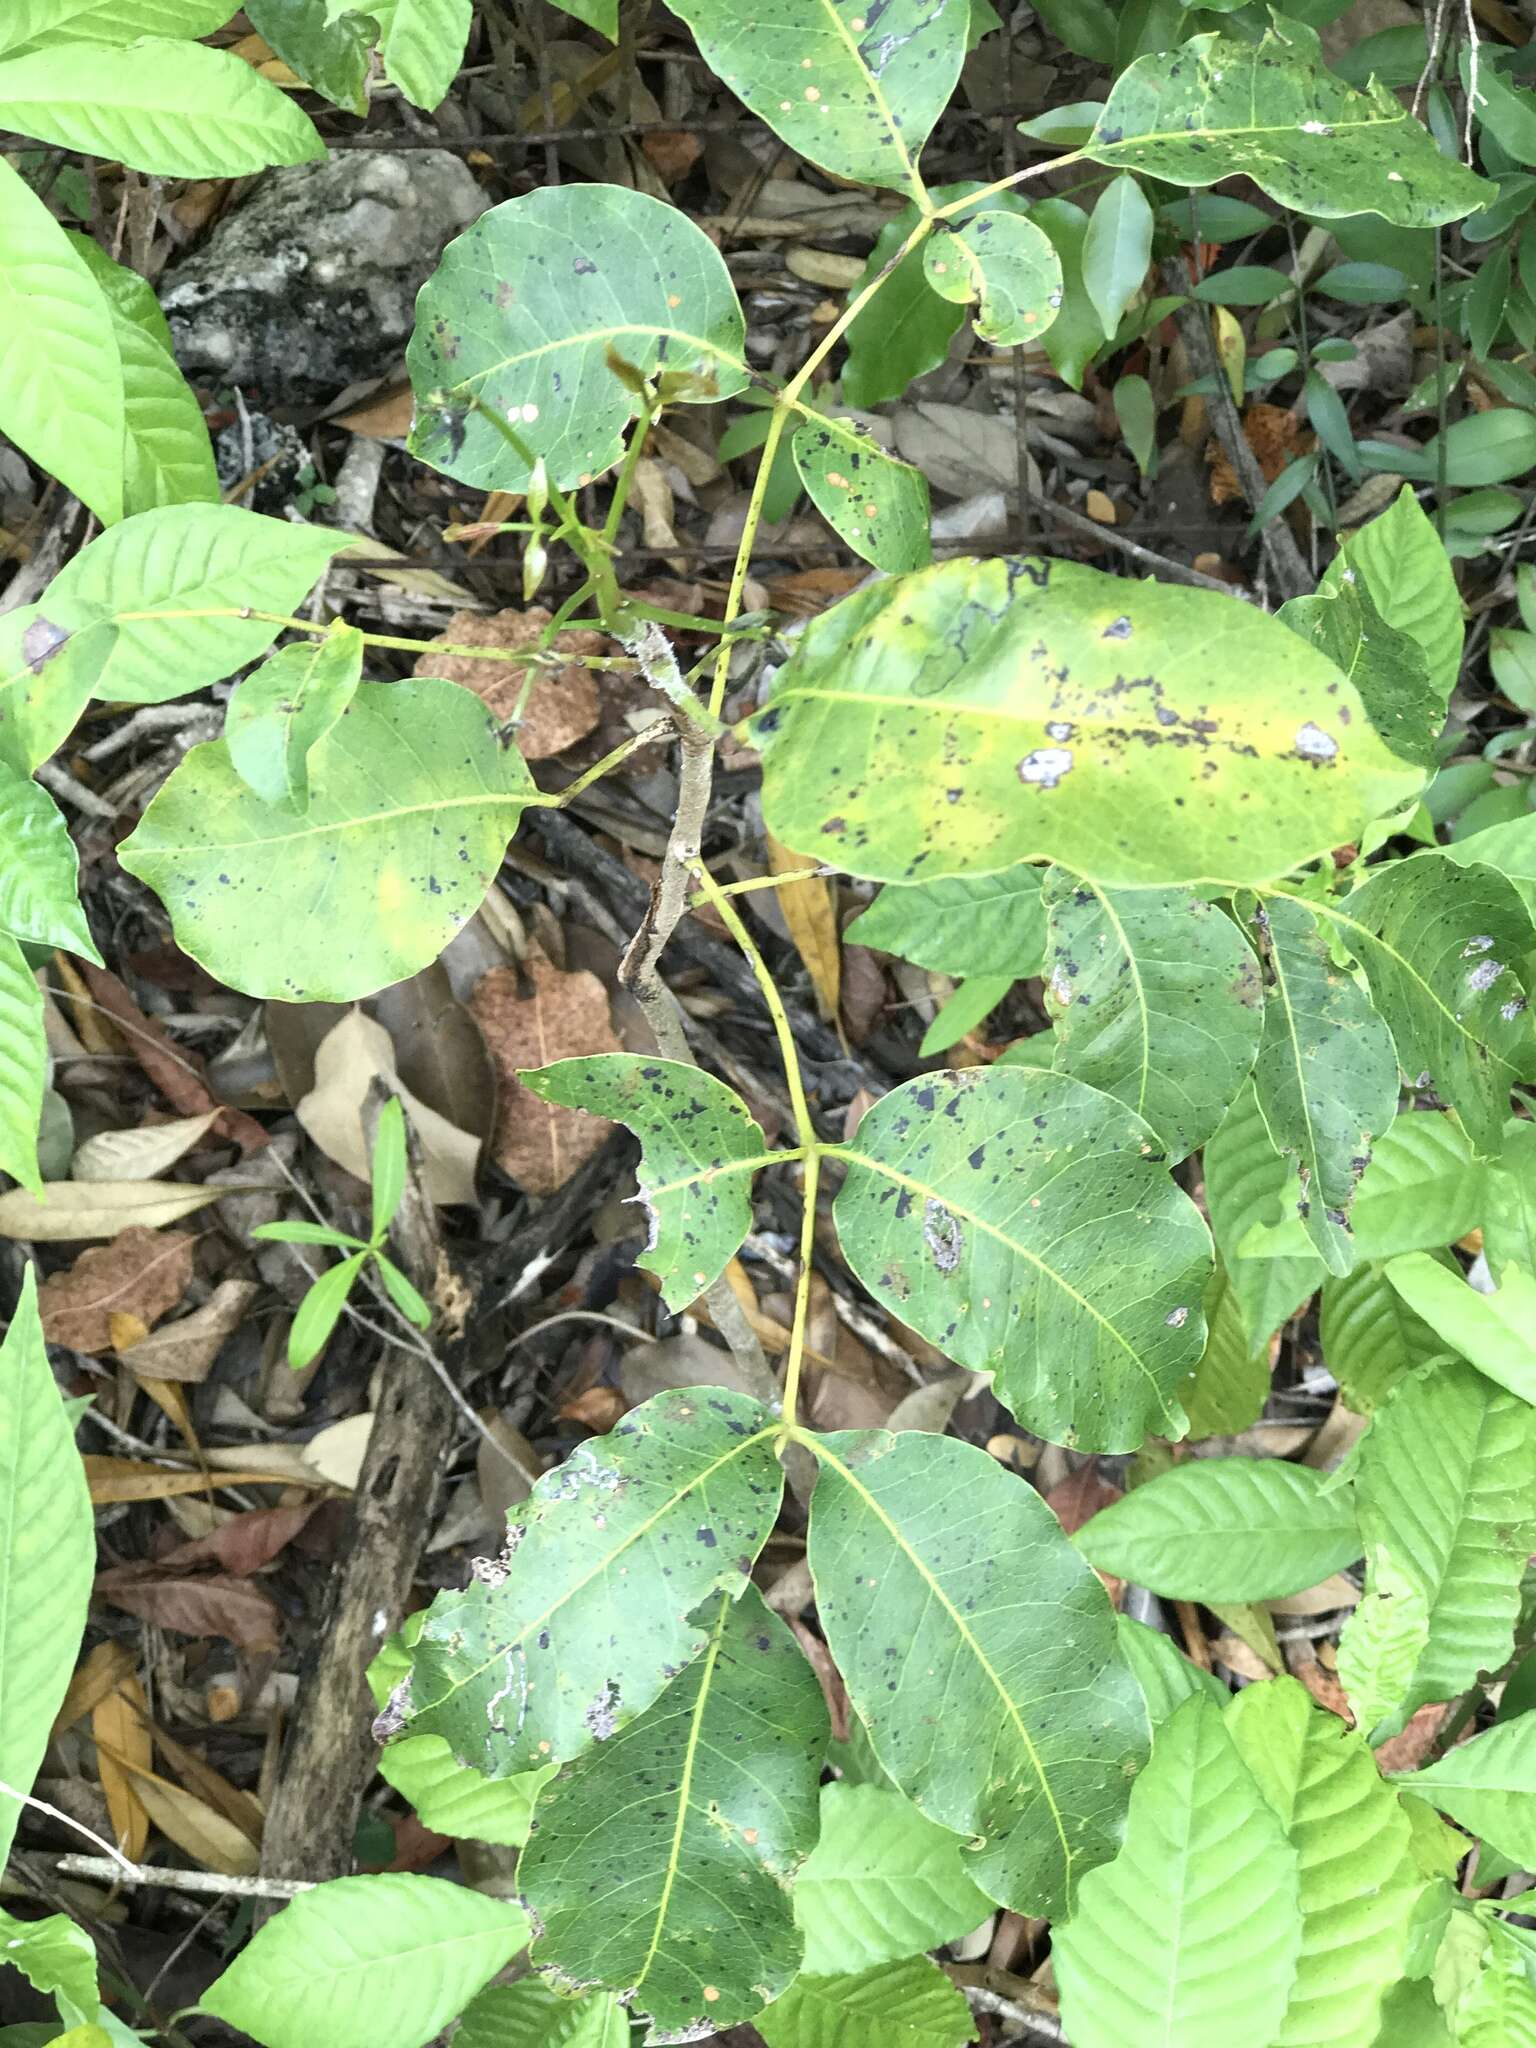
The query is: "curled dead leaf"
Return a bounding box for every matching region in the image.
[296,1009,479,1206]
[39,1227,194,1352]
[471,954,621,1193]
[414,606,604,759]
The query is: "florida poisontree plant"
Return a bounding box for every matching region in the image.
[5,3,1536,2046]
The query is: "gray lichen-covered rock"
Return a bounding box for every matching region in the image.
[163,150,487,402]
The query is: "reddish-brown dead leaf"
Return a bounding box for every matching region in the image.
[95,1566,282,1653]
[1047,1468,1126,1604]
[559,1385,629,1432]
[472,954,620,1193]
[39,1227,195,1352]
[1207,403,1315,505]
[414,607,605,759]
[74,963,268,1152]
[641,126,705,185]
[155,1503,317,1578]
[1374,1702,1451,1774]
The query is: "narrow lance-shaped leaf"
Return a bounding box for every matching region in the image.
[752,554,1423,890]
[834,1066,1210,1451]
[1226,1677,1419,2048]
[409,186,748,492]
[1053,1693,1303,2048]
[1084,22,1491,227]
[1115,1615,1229,1727]
[806,1428,1150,1919]
[1042,870,1262,1164]
[1339,1357,1536,1744]
[790,414,931,575]
[518,1055,781,1310]
[0,765,101,959]
[390,1389,782,1776]
[1246,894,1401,1275]
[1080,172,1153,336]
[0,1268,96,1869]
[1326,856,1535,1159]
[666,0,969,200]
[224,625,364,811]
[1074,1459,1361,1603]
[120,679,537,1003]
[921,207,1064,345]
[520,1586,828,2038]
[1181,1259,1270,1437]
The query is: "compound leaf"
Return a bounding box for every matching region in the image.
[0,37,324,177]
[756,1957,975,2048]
[1397,1713,1536,1870]
[520,1587,827,2038]
[1053,1693,1303,2048]
[792,1783,993,1975]
[224,625,364,811]
[666,0,968,200]
[518,1055,776,1310]
[791,415,931,573]
[0,1268,94,1870]
[120,678,536,1002]
[1226,1677,1419,2048]
[922,207,1063,345]
[1042,871,1262,1164]
[807,1428,1149,1919]
[1074,1459,1361,1602]
[1085,24,1491,227]
[844,866,1046,979]
[835,1067,1209,1450]
[1247,894,1401,1274]
[753,554,1423,890]
[393,1389,782,1775]
[202,1874,529,2048]
[1339,1358,1536,1743]
[409,186,747,492]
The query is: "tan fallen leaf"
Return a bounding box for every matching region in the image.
[92,1742,258,1876]
[72,1112,219,1183]
[472,955,620,1193]
[414,606,603,759]
[302,1412,376,1489]
[54,1641,136,1738]
[0,1182,225,1240]
[92,1675,152,1861]
[39,1227,194,1352]
[83,1455,327,1503]
[131,1374,202,1454]
[147,1720,264,1845]
[116,1279,258,1383]
[766,834,842,1027]
[334,385,415,439]
[1267,1573,1361,1617]
[296,1008,479,1206]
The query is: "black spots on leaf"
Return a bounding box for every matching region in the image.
[572,256,597,275]
[967,1144,986,1170]
[696,1526,718,1548]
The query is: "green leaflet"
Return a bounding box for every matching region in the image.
[1031,197,1106,389]
[1384,1254,1536,1404]
[242,0,375,115]
[1053,1693,1303,2048]
[1042,872,1262,1164]
[1241,1110,1485,1266]
[1339,1358,1536,1743]
[833,1067,1211,1451]
[807,1428,1149,1919]
[202,1875,529,2048]
[1081,172,1153,336]
[0,37,324,177]
[1397,1714,1536,1871]
[921,207,1064,346]
[394,1389,782,1775]
[224,625,364,810]
[518,1055,780,1310]
[1085,25,1491,227]
[1182,1259,1269,1436]
[791,1783,993,1975]
[1279,568,1445,772]
[1340,487,1464,698]
[1319,1259,1448,1415]
[0,935,46,1193]
[842,202,966,408]
[1203,1082,1326,1347]
[120,679,537,1002]
[0,155,123,525]
[756,1956,975,2048]
[1454,1926,1536,2047]
[1074,1459,1361,1602]
[408,186,748,492]
[0,1909,99,2021]
[350,0,470,110]
[0,0,234,53]
[455,1982,628,2048]
[1330,858,1535,1159]
[1486,1119,1536,1275]
[752,554,1422,890]
[790,414,931,573]
[375,1735,553,1846]
[1247,894,1401,1274]
[0,766,99,959]
[844,866,1046,979]
[666,0,968,201]
[1226,1678,1420,2048]
[0,1268,95,1870]
[1115,1614,1229,1725]
[1441,813,1536,925]
[520,1587,827,2035]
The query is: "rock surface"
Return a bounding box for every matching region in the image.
[164,150,487,402]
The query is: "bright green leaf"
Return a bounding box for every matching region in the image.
[1081,172,1153,335]
[0,767,99,958]
[1181,1259,1270,1435]
[354,0,468,109]
[793,1783,992,1976]
[807,1427,1148,1917]
[917,974,1011,1056]
[1454,1925,1536,2047]
[225,625,364,810]
[844,867,1046,979]
[454,1982,626,2048]
[120,678,536,1002]
[922,207,1064,345]
[1074,1458,1361,1601]
[288,1250,364,1370]
[1203,1082,1326,1346]
[791,415,931,573]
[520,1587,827,2035]
[1330,486,1462,694]
[376,1735,552,1846]
[409,186,747,493]
[833,1067,1211,1451]
[756,1956,976,2048]
[1319,1258,1448,1414]
[1384,1253,1536,1403]
[0,936,45,1194]
[1414,409,1536,487]
[1243,1110,1485,1266]
[0,1,234,54]
[1280,564,1447,772]
[1116,1613,1229,1724]
[1397,1713,1536,1870]
[0,1910,98,2020]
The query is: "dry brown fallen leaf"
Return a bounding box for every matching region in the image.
[414,606,604,759]
[766,833,842,1028]
[72,1111,220,1183]
[93,1673,152,1861]
[472,954,621,1193]
[92,1741,259,1877]
[82,1455,328,1503]
[156,1502,318,1577]
[75,962,268,1153]
[53,1641,137,1738]
[296,1008,479,1207]
[39,1227,195,1352]
[0,1181,225,1240]
[95,1565,281,1654]
[116,1278,259,1383]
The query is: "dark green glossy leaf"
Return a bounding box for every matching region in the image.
[791,414,931,573]
[922,207,1063,345]
[1030,198,1106,389]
